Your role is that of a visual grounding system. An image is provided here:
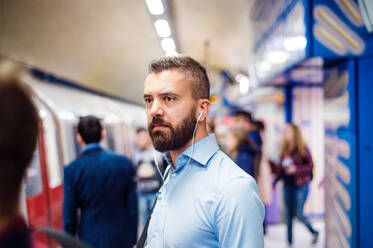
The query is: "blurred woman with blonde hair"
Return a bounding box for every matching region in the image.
[274,123,319,247]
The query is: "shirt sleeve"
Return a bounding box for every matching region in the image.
[213,177,265,248]
[63,166,78,236]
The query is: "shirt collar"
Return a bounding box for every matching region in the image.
[84,142,100,152]
[163,134,220,170]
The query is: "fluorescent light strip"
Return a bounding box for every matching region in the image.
[145,0,164,15]
[161,38,176,52]
[154,19,171,37]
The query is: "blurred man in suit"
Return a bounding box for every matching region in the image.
[63,115,137,248]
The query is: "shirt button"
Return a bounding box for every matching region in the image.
[162,201,167,206]
[172,173,176,177]
[153,232,158,237]
[158,195,162,200]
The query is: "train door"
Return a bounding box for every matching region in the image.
[39,106,64,230]
[25,126,50,245]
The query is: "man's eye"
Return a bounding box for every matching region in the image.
[144,98,153,104]
[164,96,174,102]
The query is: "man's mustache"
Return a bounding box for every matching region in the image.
[149,116,172,130]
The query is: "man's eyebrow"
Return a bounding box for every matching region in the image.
[159,92,180,97]
[144,92,180,98]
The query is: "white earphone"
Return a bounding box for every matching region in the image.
[197,111,203,121]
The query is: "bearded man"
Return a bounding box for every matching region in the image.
[140,55,264,248]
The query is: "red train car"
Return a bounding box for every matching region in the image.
[20,78,146,246]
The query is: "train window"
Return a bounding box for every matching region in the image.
[104,125,115,151]
[72,124,82,156]
[25,146,42,197]
[60,119,79,164]
[112,123,126,155]
[45,123,63,188]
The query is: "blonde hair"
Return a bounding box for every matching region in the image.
[281,123,307,157]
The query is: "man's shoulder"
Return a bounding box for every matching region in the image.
[101,149,126,158]
[64,158,81,172]
[209,152,262,203]
[208,150,255,185]
[65,150,131,169]
[99,149,131,165]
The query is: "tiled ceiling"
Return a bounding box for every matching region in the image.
[0,0,254,105]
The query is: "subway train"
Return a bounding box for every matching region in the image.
[20,74,146,244]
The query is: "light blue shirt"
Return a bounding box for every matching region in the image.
[145,134,264,248]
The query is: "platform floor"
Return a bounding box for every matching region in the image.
[264,221,325,248]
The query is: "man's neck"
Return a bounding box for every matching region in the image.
[169,127,208,169]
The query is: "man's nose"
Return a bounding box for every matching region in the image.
[149,99,164,117]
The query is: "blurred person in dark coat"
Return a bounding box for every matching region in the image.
[0,76,39,248]
[233,111,262,149]
[225,128,258,177]
[63,116,137,248]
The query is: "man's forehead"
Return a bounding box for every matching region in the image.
[144,70,190,94]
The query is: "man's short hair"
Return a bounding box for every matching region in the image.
[234,110,253,123]
[148,55,210,100]
[0,77,39,215]
[78,115,102,144]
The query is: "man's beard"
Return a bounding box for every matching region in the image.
[148,106,197,152]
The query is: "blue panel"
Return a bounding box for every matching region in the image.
[324,60,356,133]
[312,0,373,58]
[357,57,373,248]
[325,128,357,248]
[324,59,358,248]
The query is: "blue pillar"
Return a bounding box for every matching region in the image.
[357,57,373,248]
[284,84,293,123]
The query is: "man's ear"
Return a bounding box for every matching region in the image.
[198,99,210,122]
[101,129,106,141]
[76,134,85,146]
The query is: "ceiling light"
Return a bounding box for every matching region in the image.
[256,61,271,71]
[145,0,164,15]
[235,73,244,82]
[161,38,176,52]
[59,111,75,120]
[239,76,250,95]
[154,19,171,37]
[266,50,290,64]
[283,36,307,51]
